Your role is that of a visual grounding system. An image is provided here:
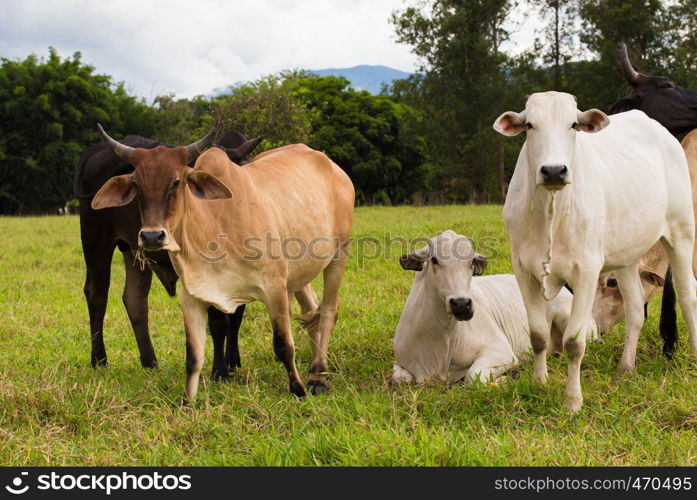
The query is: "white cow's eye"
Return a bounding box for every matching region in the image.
[526,123,533,130]
[431,257,439,266]
[572,122,579,130]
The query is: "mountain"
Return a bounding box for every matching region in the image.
[206,65,412,98]
[311,65,411,94]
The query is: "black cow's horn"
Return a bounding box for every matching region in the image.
[97,123,135,160]
[620,44,640,84]
[184,123,218,163]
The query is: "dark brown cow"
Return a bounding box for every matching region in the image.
[74,128,261,378]
[610,44,697,135]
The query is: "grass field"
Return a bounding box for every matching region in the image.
[0,205,695,465]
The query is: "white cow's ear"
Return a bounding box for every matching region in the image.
[577,109,610,133]
[472,253,487,276]
[493,111,526,136]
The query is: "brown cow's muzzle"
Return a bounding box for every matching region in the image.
[139,228,179,252]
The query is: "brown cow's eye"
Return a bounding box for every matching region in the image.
[607,278,618,287]
[171,180,180,190]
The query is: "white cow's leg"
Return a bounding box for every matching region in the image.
[615,264,646,374]
[514,269,551,383]
[662,237,697,362]
[308,246,348,394]
[181,287,208,401]
[562,270,599,413]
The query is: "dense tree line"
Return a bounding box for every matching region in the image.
[1,0,696,213]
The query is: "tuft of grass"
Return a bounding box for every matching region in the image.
[0,206,695,465]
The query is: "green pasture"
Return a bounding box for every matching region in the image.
[0,206,695,465]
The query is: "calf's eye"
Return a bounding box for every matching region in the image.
[607,278,618,287]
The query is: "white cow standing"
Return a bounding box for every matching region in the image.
[495,91,697,412]
[392,230,582,385]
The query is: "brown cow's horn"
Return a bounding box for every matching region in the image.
[97,123,135,160]
[185,124,218,163]
[620,44,640,84]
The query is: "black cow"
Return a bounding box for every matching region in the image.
[610,44,697,135]
[74,130,261,379]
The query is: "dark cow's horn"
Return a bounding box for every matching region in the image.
[97,123,135,160]
[620,44,640,84]
[185,123,218,163]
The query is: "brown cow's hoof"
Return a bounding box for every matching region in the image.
[616,364,635,376]
[290,381,307,398]
[308,380,330,395]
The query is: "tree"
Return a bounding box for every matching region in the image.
[289,74,428,204]
[391,0,518,202]
[0,48,157,213]
[212,72,311,151]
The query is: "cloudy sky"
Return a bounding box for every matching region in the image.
[0,0,535,100]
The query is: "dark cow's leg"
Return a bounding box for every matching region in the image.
[225,304,245,373]
[208,306,230,380]
[82,241,115,368]
[122,250,158,368]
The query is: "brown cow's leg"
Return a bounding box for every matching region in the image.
[82,241,115,368]
[267,291,306,397]
[308,247,348,395]
[225,304,245,372]
[182,288,208,401]
[208,306,230,380]
[122,251,157,368]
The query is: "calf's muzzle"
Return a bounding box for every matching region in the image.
[449,297,474,321]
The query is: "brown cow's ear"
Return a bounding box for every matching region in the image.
[186,170,232,200]
[577,109,610,133]
[493,111,526,136]
[473,253,487,276]
[91,174,136,209]
[640,268,665,288]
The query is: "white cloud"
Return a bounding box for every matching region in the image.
[0,0,419,99]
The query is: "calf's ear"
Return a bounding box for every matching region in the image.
[91,174,136,209]
[493,111,526,136]
[472,253,487,276]
[640,268,665,288]
[399,246,431,271]
[577,108,610,133]
[186,170,232,200]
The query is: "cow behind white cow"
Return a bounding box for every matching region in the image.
[391,230,587,385]
[496,91,697,412]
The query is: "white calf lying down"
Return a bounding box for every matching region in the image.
[392,231,582,385]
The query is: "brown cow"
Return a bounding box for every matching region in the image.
[91,125,355,400]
